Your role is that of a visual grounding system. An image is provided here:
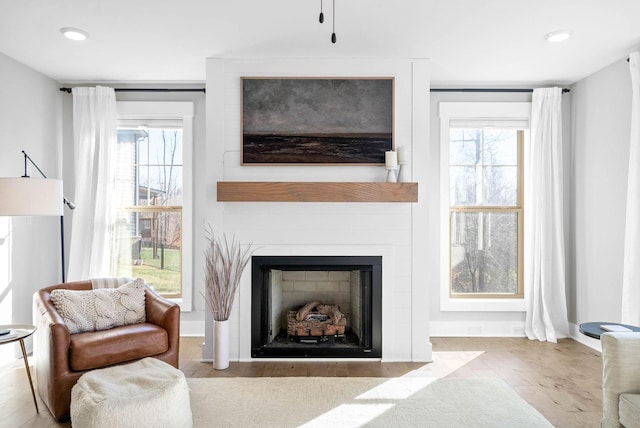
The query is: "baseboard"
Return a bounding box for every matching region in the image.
[430,321,526,337]
[420,341,434,363]
[430,321,602,352]
[569,322,602,352]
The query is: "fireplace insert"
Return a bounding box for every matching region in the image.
[251,256,382,358]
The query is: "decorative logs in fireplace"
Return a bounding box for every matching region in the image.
[287,301,346,337]
[251,256,382,358]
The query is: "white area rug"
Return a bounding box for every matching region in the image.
[187,377,553,427]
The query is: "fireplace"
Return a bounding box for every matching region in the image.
[251,256,382,358]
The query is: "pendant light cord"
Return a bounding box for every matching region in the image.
[331,0,336,43]
[317,0,337,43]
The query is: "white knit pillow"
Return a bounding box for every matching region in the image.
[51,278,147,334]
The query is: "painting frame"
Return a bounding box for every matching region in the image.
[241,77,394,165]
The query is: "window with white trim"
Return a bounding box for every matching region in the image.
[113,102,193,309]
[439,102,530,311]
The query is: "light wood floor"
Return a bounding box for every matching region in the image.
[1,336,602,427]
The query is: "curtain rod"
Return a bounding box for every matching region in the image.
[60,86,575,94]
[59,87,205,93]
[431,88,570,94]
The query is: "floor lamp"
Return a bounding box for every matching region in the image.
[0,151,75,282]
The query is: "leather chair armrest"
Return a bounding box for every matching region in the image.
[601,332,640,428]
[144,285,180,365]
[34,289,67,327]
[145,285,180,327]
[33,284,85,421]
[33,281,93,375]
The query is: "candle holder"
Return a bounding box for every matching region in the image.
[397,161,409,182]
[386,166,398,182]
[395,146,409,182]
[384,150,398,182]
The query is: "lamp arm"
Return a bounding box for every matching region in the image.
[21,150,76,210]
[22,150,49,179]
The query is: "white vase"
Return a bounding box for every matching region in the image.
[213,319,230,370]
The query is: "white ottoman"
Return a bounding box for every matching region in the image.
[71,357,192,428]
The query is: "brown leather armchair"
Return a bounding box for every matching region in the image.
[33,280,180,421]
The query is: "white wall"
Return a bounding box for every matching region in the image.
[0,52,62,364]
[205,58,431,362]
[570,58,632,340]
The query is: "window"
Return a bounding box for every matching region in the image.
[449,128,523,297]
[439,102,530,311]
[113,102,193,308]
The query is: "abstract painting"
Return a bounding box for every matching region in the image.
[241,78,393,165]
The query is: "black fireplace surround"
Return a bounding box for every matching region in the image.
[251,256,382,358]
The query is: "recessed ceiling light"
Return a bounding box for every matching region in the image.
[60,27,89,41]
[544,29,573,43]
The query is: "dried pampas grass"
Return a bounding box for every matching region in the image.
[202,228,253,321]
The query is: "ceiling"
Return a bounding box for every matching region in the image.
[1,0,639,85]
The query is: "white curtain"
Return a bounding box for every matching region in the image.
[621,51,640,325]
[524,87,569,342]
[67,86,117,281]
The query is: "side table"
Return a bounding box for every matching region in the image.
[578,322,640,340]
[0,324,38,412]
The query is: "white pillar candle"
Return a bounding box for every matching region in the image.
[397,146,408,163]
[385,151,398,167]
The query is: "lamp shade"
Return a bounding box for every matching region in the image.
[0,177,64,216]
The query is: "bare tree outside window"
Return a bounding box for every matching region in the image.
[449,128,523,297]
[114,126,184,297]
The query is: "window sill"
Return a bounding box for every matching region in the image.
[440,297,525,312]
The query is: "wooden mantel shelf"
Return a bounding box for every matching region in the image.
[217,182,418,202]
